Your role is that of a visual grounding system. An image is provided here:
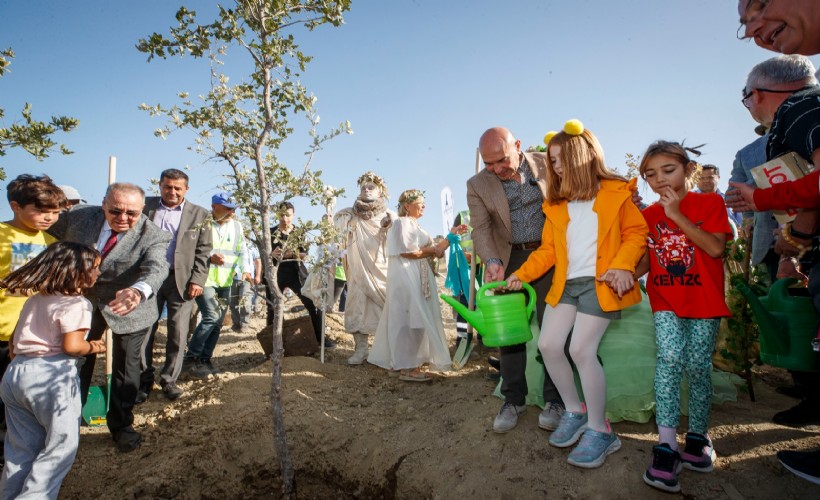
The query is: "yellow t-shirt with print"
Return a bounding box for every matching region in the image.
[0,222,57,342]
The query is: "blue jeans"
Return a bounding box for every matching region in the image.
[230,279,251,329]
[187,286,231,362]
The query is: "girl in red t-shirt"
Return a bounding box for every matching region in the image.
[636,141,732,493]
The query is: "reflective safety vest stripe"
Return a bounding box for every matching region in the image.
[206,219,243,287]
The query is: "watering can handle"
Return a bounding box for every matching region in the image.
[771,277,800,299]
[476,281,537,319]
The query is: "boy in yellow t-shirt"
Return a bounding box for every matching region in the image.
[0,174,67,457]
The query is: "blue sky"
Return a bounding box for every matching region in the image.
[1,0,816,234]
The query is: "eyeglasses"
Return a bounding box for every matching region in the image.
[106,208,141,219]
[741,86,799,108]
[736,0,770,40]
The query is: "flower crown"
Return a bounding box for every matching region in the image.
[357,171,389,199]
[543,119,585,146]
[398,189,425,207]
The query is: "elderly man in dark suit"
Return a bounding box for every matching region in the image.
[467,126,564,434]
[49,182,170,452]
[138,169,211,402]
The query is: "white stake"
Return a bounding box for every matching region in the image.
[108,156,117,185]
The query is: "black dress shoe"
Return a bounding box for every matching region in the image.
[162,382,183,401]
[488,356,501,371]
[134,390,149,405]
[776,385,807,400]
[773,399,820,427]
[778,448,820,485]
[112,428,141,453]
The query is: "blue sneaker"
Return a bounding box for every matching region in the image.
[567,428,622,468]
[548,410,588,448]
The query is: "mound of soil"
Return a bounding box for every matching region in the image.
[61,296,820,499]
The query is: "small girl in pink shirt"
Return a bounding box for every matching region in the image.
[0,241,104,499]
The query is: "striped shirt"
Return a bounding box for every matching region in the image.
[767,85,820,162]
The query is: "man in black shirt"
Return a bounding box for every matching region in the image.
[264,202,330,348]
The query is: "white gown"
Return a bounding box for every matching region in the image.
[334,207,393,336]
[368,217,451,371]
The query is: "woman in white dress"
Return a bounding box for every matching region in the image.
[368,190,467,382]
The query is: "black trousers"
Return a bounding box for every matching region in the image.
[499,248,567,406]
[793,257,820,404]
[79,308,151,434]
[264,269,322,342]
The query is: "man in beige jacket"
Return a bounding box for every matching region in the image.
[467,127,564,434]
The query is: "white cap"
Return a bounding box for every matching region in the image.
[58,185,86,203]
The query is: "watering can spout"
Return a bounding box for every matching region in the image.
[440,295,485,333]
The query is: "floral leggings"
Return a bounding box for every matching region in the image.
[653,311,721,434]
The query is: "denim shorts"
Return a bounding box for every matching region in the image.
[557,277,621,320]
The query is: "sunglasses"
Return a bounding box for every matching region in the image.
[106,208,141,219]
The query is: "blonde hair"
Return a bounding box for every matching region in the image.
[546,129,625,203]
[397,189,424,216]
[638,140,702,191]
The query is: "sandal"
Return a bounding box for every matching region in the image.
[399,369,431,382]
[387,369,400,378]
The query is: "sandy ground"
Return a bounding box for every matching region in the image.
[59,294,820,499]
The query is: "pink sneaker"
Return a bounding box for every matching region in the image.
[643,444,682,493]
[680,432,716,472]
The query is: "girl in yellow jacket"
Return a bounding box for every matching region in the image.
[506,120,648,469]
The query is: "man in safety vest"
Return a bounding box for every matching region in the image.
[184,192,251,378]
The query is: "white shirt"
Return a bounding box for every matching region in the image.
[566,200,598,280]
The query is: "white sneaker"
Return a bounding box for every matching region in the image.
[493,402,526,433]
[538,401,565,431]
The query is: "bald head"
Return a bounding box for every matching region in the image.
[479,127,515,150]
[479,127,522,181]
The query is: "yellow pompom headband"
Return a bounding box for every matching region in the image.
[543,119,585,146]
[563,119,584,136]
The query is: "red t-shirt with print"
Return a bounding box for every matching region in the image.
[642,192,732,318]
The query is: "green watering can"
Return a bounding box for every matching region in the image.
[441,281,536,347]
[737,278,820,372]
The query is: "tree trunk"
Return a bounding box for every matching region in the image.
[268,282,295,496]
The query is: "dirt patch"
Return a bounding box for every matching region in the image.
[60,297,820,499]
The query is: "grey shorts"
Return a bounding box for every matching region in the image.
[557,277,621,320]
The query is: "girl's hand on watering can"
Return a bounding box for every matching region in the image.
[504,274,523,291]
